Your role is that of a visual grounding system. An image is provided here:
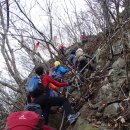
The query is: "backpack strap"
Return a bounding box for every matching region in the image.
[33,115,44,130]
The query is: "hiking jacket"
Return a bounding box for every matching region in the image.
[42,75,69,95]
[42,75,68,88]
[67,54,76,65]
[55,66,70,78]
[81,34,88,41]
[27,75,68,103]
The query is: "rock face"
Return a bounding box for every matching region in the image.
[112,57,125,70]
[66,104,101,130]
[65,46,128,130]
[112,40,123,55]
[68,117,101,130]
[48,32,130,130]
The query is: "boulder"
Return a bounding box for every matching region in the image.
[112,57,125,70]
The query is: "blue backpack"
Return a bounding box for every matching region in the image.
[27,76,44,97]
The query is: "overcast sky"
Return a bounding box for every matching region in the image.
[16,0,88,59]
[23,0,87,26]
[0,0,89,74]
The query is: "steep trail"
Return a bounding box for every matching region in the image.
[61,19,130,130]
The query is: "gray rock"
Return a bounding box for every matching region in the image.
[112,57,125,70]
[112,40,123,55]
[103,103,119,117]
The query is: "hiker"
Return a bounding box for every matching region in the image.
[7,104,56,130]
[67,48,77,67]
[49,62,70,96]
[81,32,88,47]
[54,61,71,82]
[58,44,66,56]
[75,48,95,73]
[28,66,80,125]
[49,66,56,78]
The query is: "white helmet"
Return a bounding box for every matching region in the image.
[76,48,83,52]
[76,48,83,58]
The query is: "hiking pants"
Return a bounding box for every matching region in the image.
[42,106,50,125]
[33,94,74,117]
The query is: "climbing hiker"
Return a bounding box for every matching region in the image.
[67,48,77,67]
[58,44,66,56]
[75,48,95,74]
[81,31,88,47]
[27,66,80,125]
[48,66,60,97]
[7,104,56,130]
[49,66,57,78]
[54,61,71,82]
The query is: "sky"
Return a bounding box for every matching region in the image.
[24,0,87,27]
[17,0,88,60]
[0,0,88,77]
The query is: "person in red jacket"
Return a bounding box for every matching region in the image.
[81,31,88,46]
[58,44,66,56]
[31,66,80,125]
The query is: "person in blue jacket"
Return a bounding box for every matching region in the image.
[67,48,77,67]
[54,61,70,81]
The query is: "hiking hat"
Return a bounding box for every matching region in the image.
[54,61,60,67]
[76,48,83,52]
[76,48,83,58]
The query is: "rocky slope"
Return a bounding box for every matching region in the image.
[62,20,130,130]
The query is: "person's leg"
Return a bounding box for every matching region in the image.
[48,97,74,116]
[42,106,50,125]
[33,94,73,116]
[49,97,80,124]
[33,94,80,124]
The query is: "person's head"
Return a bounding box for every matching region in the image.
[35,66,44,76]
[58,44,66,50]
[76,48,83,53]
[54,61,60,68]
[76,48,83,57]
[70,49,76,55]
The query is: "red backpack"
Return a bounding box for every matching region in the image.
[7,111,55,130]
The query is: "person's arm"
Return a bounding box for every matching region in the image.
[85,54,92,59]
[49,68,52,77]
[43,75,68,87]
[49,83,60,93]
[49,66,55,77]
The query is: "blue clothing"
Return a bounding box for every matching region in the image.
[67,54,76,66]
[55,65,70,79]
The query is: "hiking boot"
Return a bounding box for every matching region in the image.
[67,112,80,125]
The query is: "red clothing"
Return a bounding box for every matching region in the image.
[81,34,88,41]
[42,75,68,88]
[58,44,66,50]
